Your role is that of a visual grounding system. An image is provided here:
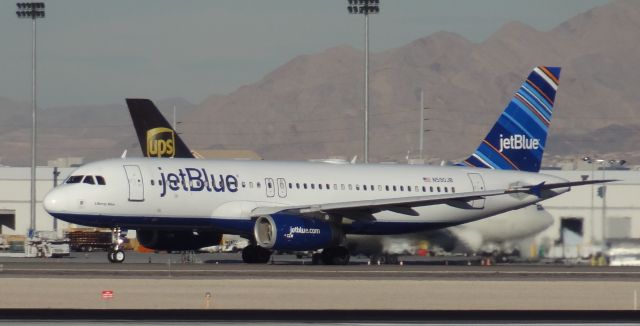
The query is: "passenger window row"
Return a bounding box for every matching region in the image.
[238,181,455,194]
[154,180,264,189]
[152,177,455,194]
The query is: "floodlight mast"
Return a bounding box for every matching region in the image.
[16,2,45,237]
[347,0,380,164]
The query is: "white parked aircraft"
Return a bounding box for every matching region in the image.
[347,204,553,262]
[42,66,609,264]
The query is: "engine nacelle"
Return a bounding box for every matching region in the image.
[137,230,222,251]
[254,214,342,251]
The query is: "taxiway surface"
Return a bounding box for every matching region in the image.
[0,252,639,310]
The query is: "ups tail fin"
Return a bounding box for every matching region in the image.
[125,98,194,158]
[460,66,561,173]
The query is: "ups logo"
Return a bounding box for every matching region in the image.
[147,127,175,158]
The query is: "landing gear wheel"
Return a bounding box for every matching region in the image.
[385,254,399,265]
[107,249,125,263]
[311,253,322,265]
[107,227,126,263]
[242,245,272,264]
[241,246,255,263]
[113,250,125,263]
[370,255,385,265]
[321,246,350,265]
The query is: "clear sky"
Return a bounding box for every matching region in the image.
[1,0,609,107]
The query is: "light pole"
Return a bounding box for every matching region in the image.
[52,167,60,232]
[348,0,380,163]
[418,89,431,162]
[583,157,626,243]
[583,157,604,244]
[16,2,45,238]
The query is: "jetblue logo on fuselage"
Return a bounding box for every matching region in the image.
[284,226,321,239]
[498,134,540,153]
[159,168,238,197]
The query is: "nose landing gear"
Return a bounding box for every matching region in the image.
[107,249,125,263]
[107,227,126,263]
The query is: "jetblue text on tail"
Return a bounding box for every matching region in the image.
[462,66,561,173]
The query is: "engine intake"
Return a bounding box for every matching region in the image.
[137,230,222,251]
[254,214,342,251]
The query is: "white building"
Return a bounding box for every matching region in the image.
[537,168,640,256]
[0,166,74,236]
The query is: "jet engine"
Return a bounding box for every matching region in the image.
[253,214,342,251]
[137,230,222,251]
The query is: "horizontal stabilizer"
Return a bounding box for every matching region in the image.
[514,179,617,197]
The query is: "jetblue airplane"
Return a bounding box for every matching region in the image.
[43,66,607,264]
[126,93,555,263]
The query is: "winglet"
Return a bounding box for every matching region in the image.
[528,182,545,198]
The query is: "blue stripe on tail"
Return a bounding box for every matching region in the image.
[460,66,561,173]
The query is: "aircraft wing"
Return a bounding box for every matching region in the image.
[250,179,614,217]
[251,188,513,217]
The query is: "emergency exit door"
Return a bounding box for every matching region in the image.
[467,173,485,209]
[265,178,275,197]
[277,178,287,198]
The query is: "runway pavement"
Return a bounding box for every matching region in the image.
[1,252,640,310]
[1,251,640,280]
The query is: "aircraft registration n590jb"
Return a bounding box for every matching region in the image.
[43,66,608,264]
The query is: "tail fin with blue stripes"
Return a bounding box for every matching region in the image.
[460,66,561,173]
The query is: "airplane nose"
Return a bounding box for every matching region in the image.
[537,206,554,231]
[537,174,571,196]
[550,175,571,195]
[43,188,65,213]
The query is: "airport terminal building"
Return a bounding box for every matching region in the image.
[0,165,74,235]
[539,167,640,257]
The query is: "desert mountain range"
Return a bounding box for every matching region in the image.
[1,0,640,166]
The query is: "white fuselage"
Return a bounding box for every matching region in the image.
[43,158,569,236]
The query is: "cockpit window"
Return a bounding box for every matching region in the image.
[96,176,106,185]
[65,175,84,184]
[83,176,95,185]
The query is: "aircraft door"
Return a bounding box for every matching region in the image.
[124,165,145,202]
[265,178,275,198]
[277,178,287,198]
[467,173,485,209]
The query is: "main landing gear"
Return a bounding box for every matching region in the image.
[240,245,350,265]
[107,227,126,263]
[369,254,399,265]
[311,246,350,265]
[241,245,272,264]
